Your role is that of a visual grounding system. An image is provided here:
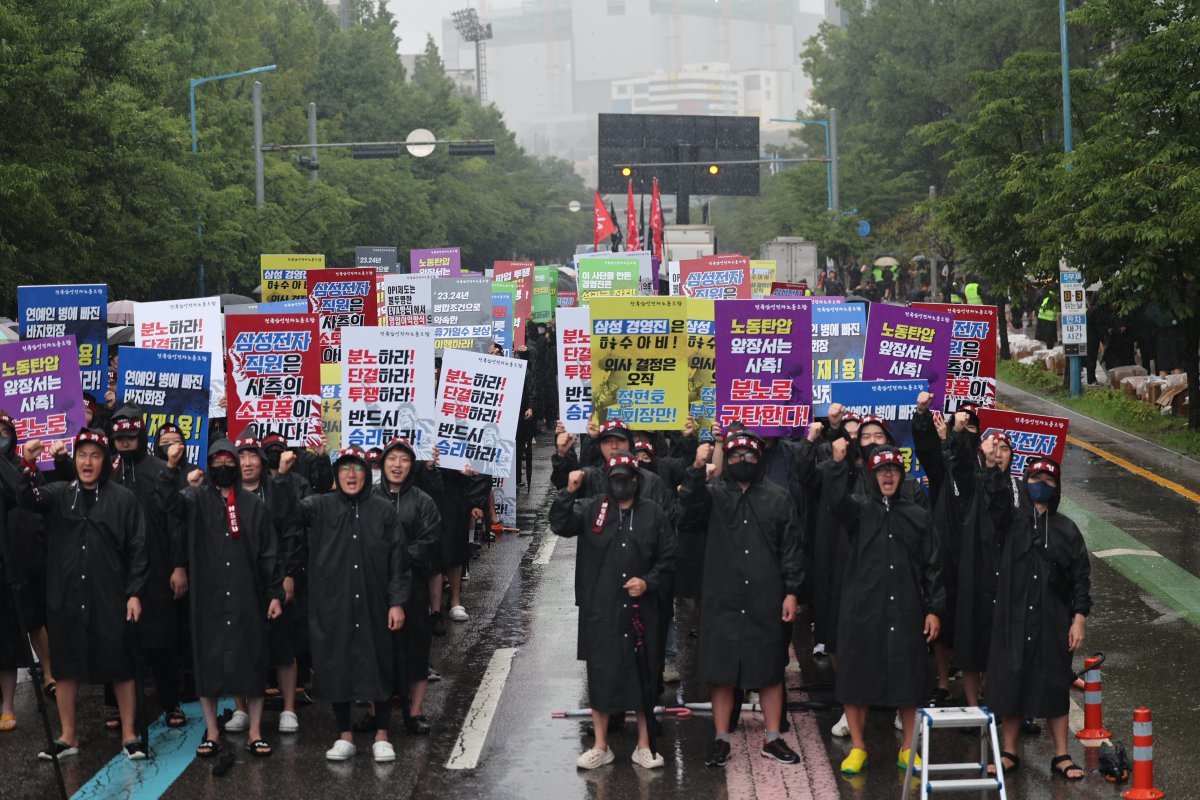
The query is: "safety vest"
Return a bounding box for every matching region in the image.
[1037,296,1057,322]
[964,282,983,304]
[950,291,964,304]
[872,267,884,282]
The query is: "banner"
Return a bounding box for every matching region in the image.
[225,314,323,447]
[492,289,514,355]
[382,275,431,327]
[411,247,462,277]
[576,256,639,306]
[714,299,813,436]
[0,337,86,469]
[492,261,534,348]
[977,408,1069,476]
[589,296,687,429]
[679,254,752,300]
[770,281,812,297]
[116,348,210,466]
[18,284,107,396]
[430,277,492,354]
[749,260,777,299]
[811,303,867,417]
[133,297,224,417]
[863,304,954,412]
[356,246,398,274]
[913,302,999,412]
[261,254,324,302]
[532,266,558,323]
[831,379,928,483]
[555,306,592,433]
[307,268,377,375]
[341,326,436,457]
[685,299,716,440]
[434,349,527,476]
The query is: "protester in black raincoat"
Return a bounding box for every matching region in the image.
[552,420,674,516]
[292,446,409,763]
[0,429,149,760]
[550,451,674,771]
[828,444,944,776]
[0,415,29,730]
[108,409,189,728]
[158,438,283,760]
[372,437,443,735]
[984,457,1091,780]
[678,432,803,769]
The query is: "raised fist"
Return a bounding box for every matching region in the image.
[567,469,585,493]
[693,443,714,470]
[167,442,185,469]
[831,437,849,463]
[807,421,824,443]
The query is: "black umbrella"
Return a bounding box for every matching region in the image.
[107,325,134,346]
[630,603,658,757]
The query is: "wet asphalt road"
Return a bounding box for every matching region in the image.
[3,389,1199,799]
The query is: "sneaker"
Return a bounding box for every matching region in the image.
[928,687,952,707]
[325,739,357,761]
[576,747,615,770]
[38,740,78,761]
[430,612,448,637]
[448,605,469,622]
[840,747,868,774]
[812,643,827,656]
[662,661,681,684]
[897,747,923,772]
[894,711,904,731]
[427,666,442,682]
[631,747,665,768]
[225,710,250,732]
[705,739,731,768]
[278,710,299,733]
[761,738,800,764]
[831,713,850,738]
[372,740,396,763]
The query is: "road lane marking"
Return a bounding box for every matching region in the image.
[1093,548,1162,559]
[533,535,558,565]
[445,647,518,770]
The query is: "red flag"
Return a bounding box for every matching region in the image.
[593,191,616,248]
[625,180,640,252]
[649,178,664,262]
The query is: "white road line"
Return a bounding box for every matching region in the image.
[533,535,558,565]
[445,647,519,770]
[1093,548,1162,559]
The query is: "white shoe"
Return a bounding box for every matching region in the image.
[662,661,681,684]
[812,643,827,656]
[225,710,249,732]
[278,710,299,733]
[631,747,665,769]
[831,712,850,738]
[372,740,396,763]
[576,747,615,770]
[894,711,904,731]
[448,605,469,622]
[325,739,357,761]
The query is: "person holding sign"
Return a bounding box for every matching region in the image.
[549,452,675,770]
[826,443,944,776]
[984,455,1091,780]
[157,439,284,760]
[0,430,149,761]
[677,432,803,769]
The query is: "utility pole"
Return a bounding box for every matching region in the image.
[929,185,939,297]
[308,102,318,182]
[253,81,265,210]
[1060,0,1083,398]
[829,107,840,210]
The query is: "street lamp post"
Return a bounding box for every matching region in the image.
[769,109,839,211]
[1059,0,1083,398]
[189,64,277,295]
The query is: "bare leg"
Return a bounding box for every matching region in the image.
[278,660,297,714]
[844,703,868,752]
[759,683,784,733]
[634,711,650,750]
[962,670,983,707]
[235,697,248,713]
[0,669,16,717]
[898,706,916,752]
[409,680,427,718]
[30,628,53,687]
[247,696,266,743]
[113,679,139,742]
[199,697,221,741]
[428,574,444,614]
[711,684,735,735]
[54,678,79,746]
[448,564,464,609]
[1048,714,1071,760]
[933,643,952,692]
[591,709,610,751]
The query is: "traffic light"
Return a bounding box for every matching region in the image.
[448,141,496,156]
[352,146,401,159]
[707,164,720,175]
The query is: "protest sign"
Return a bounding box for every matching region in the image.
[117,348,210,465]
[225,314,324,447]
[977,408,1069,476]
[0,337,86,469]
[133,296,224,417]
[411,247,462,277]
[831,379,929,483]
[224,300,309,316]
[749,260,777,299]
[433,349,527,476]
[492,261,534,347]
[667,261,680,296]
[558,291,578,308]
[430,277,492,354]
[382,275,431,326]
[261,254,324,302]
[770,281,813,297]
[356,246,398,273]
[863,304,954,412]
[618,250,654,295]
[306,268,377,373]
[18,284,107,395]
[714,299,813,436]
[493,474,518,530]
[492,289,514,355]
[532,266,558,323]
[912,302,999,411]
[341,326,436,457]
[685,299,716,439]
[589,296,687,429]
[576,257,639,305]
[555,306,592,433]
[679,254,752,300]
[811,302,867,417]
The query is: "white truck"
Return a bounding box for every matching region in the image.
[664,224,716,263]
[761,237,820,286]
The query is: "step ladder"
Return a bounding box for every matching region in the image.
[900,706,1007,799]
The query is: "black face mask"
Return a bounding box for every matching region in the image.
[638,460,658,474]
[211,465,238,488]
[726,461,757,483]
[859,442,881,464]
[963,431,981,454]
[609,476,638,501]
[266,450,283,471]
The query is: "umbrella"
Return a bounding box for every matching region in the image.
[108,325,134,346]
[0,325,18,342]
[873,256,899,267]
[108,299,136,324]
[630,603,659,757]
[219,293,255,309]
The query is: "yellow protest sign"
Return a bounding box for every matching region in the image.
[589,296,687,430]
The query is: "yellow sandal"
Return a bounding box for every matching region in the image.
[0,714,16,732]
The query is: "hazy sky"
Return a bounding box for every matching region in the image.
[388,0,828,53]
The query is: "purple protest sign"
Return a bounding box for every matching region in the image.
[410,247,462,277]
[862,304,954,411]
[0,336,87,469]
[714,299,813,437]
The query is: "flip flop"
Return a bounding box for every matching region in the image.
[245,739,273,758]
[0,714,16,732]
[196,738,221,759]
[165,708,187,728]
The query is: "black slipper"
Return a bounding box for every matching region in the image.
[196,738,220,758]
[246,739,273,758]
[1051,754,1084,780]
